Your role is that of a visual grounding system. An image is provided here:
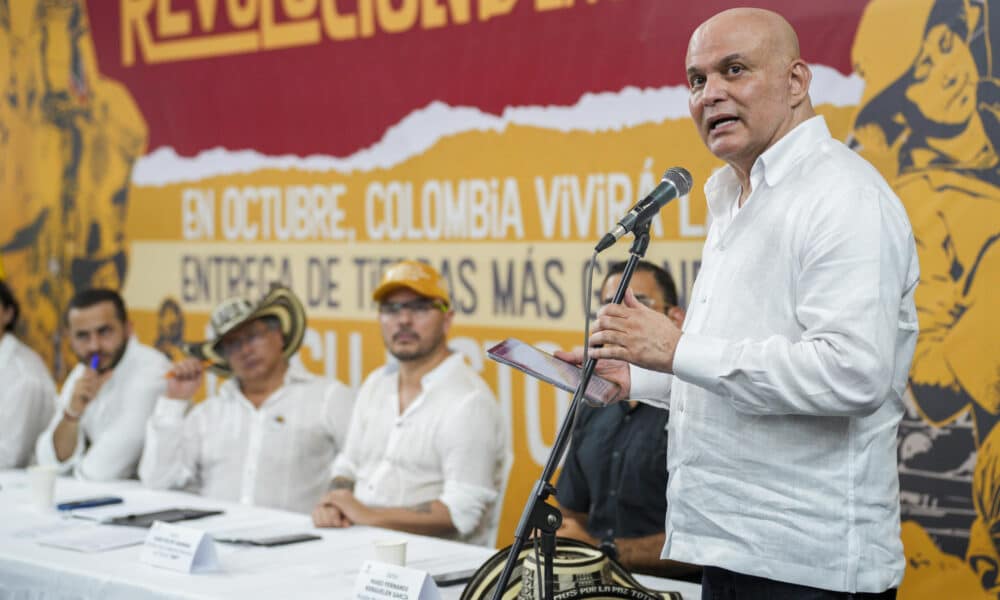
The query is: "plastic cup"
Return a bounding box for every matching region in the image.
[373,539,407,566]
[27,465,59,510]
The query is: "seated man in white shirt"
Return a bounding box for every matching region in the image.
[0,280,56,468]
[139,285,354,514]
[36,288,169,480]
[312,260,508,546]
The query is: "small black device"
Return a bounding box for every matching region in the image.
[432,567,478,587]
[107,508,224,528]
[486,338,621,406]
[215,533,322,547]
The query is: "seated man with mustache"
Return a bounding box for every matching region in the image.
[312,260,509,547]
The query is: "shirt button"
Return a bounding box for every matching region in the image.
[609,490,617,497]
[612,451,620,459]
[606,529,613,537]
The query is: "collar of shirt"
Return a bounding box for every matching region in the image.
[217,363,316,407]
[704,115,832,224]
[419,352,466,389]
[383,352,467,418]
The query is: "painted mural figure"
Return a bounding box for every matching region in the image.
[153,297,186,361]
[0,0,147,375]
[851,0,1000,594]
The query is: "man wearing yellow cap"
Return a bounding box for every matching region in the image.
[312,260,508,547]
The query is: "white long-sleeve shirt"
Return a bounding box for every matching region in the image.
[631,116,919,593]
[139,366,354,514]
[0,334,56,468]
[36,339,168,480]
[331,352,508,546]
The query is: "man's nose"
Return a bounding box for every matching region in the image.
[701,73,727,105]
[82,336,101,354]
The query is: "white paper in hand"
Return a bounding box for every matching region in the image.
[139,521,220,573]
[353,560,441,600]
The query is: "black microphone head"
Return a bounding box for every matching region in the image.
[662,167,693,196]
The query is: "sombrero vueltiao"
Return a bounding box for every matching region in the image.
[182,284,306,377]
[461,537,682,600]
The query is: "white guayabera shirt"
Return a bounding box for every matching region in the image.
[331,352,509,547]
[37,339,169,480]
[0,334,56,468]
[139,366,354,514]
[632,116,920,594]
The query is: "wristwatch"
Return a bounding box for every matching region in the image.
[599,538,619,561]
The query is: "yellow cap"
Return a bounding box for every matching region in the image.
[372,260,450,307]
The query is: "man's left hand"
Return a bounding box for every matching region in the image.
[556,516,598,546]
[587,289,682,374]
[323,489,373,526]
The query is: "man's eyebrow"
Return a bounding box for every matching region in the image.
[687,52,747,75]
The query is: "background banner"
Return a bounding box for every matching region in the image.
[1,1,997,596]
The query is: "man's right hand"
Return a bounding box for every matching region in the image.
[312,490,353,528]
[68,368,112,419]
[166,358,205,401]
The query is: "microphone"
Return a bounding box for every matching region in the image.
[594,167,693,252]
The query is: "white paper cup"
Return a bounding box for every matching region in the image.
[373,539,407,566]
[27,465,59,510]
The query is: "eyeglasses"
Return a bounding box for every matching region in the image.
[600,294,664,309]
[219,321,277,357]
[378,298,448,317]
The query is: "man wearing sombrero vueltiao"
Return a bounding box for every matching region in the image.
[312,260,509,547]
[138,285,355,514]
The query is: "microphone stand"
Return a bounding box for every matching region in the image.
[490,222,652,600]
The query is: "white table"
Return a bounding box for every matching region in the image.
[0,471,700,599]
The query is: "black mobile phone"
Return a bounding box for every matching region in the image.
[108,508,224,528]
[432,567,477,587]
[250,533,322,547]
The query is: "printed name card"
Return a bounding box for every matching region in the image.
[139,521,220,573]
[353,560,441,600]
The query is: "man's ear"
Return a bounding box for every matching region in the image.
[788,59,812,107]
[442,309,455,336]
[0,304,12,331]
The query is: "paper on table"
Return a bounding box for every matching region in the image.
[188,515,298,536]
[9,521,72,540]
[408,551,491,576]
[36,525,148,552]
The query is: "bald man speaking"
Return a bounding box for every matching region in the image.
[561,8,918,598]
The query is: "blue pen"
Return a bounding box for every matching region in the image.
[57,496,124,511]
[89,354,100,370]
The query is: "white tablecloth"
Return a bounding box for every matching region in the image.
[0,470,700,599]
